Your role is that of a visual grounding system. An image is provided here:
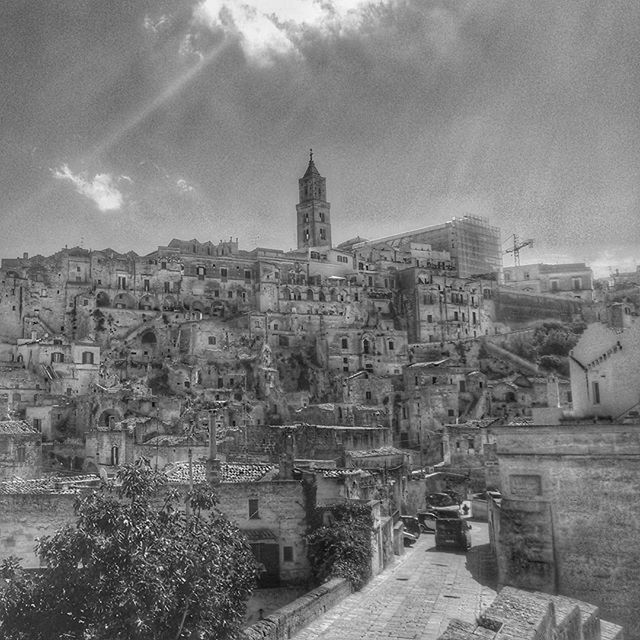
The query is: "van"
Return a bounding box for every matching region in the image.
[435,518,472,551]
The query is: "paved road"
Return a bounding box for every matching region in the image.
[293,521,498,640]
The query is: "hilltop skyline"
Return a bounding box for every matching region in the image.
[2,1,639,277]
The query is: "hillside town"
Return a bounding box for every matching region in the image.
[0,154,637,638]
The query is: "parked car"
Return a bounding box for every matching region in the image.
[435,518,472,551]
[417,511,438,533]
[417,506,460,534]
[400,515,421,539]
[426,492,456,508]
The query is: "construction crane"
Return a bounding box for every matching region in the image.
[504,234,534,266]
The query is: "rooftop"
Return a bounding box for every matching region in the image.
[0,420,39,435]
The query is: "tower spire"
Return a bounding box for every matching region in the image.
[296,151,331,249]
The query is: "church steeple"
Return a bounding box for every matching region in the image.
[296,150,331,249]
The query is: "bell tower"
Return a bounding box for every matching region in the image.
[296,150,332,250]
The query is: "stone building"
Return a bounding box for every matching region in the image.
[0,420,42,480]
[488,422,640,636]
[569,315,640,420]
[502,262,594,302]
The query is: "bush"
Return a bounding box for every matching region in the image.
[306,502,373,590]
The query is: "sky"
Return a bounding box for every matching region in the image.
[1,0,639,277]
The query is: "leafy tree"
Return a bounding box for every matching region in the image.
[306,502,373,590]
[0,461,257,640]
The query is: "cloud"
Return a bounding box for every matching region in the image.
[192,0,387,64]
[53,165,124,212]
[176,178,195,193]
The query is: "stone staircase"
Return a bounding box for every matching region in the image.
[438,586,624,640]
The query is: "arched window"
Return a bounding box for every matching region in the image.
[363,339,370,355]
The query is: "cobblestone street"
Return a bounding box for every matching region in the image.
[293,521,498,640]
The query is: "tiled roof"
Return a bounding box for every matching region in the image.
[0,420,38,435]
[318,468,370,479]
[0,474,100,495]
[164,461,277,484]
[347,446,405,458]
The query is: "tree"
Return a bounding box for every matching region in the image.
[0,461,257,640]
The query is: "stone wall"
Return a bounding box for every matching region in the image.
[438,586,623,640]
[242,578,352,640]
[490,423,640,637]
[0,493,77,566]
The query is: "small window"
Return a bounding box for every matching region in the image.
[221,267,228,278]
[32,418,42,431]
[161,262,167,269]
[17,445,26,462]
[82,351,94,365]
[341,338,348,349]
[388,341,394,351]
[164,282,170,293]
[365,390,372,400]
[283,546,294,562]
[208,336,216,345]
[227,291,233,299]
[592,381,600,405]
[249,499,260,520]
[244,269,251,281]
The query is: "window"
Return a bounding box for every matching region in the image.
[572,277,582,290]
[427,314,433,323]
[17,445,26,462]
[161,262,167,270]
[117,276,126,289]
[208,336,216,345]
[283,546,294,563]
[592,381,600,404]
[220,267,227,278]
[197,266,206,280]
[388,340,394,351]
[363,339,370,355]
[319,228,326,240]
[453,311,459,321]
[143,279,150,291]
[51,352,64,363]
[365,390,372,400]
[244,269,251,281]
[320,212,325,222]
[82,351,94,365]
[249,499,260,519]
[341,338,348,349]
[227,291,233,299]
[279,335,289,347]
[164,282,170,293]
[550,279,559,291]
[32,418,42,431]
